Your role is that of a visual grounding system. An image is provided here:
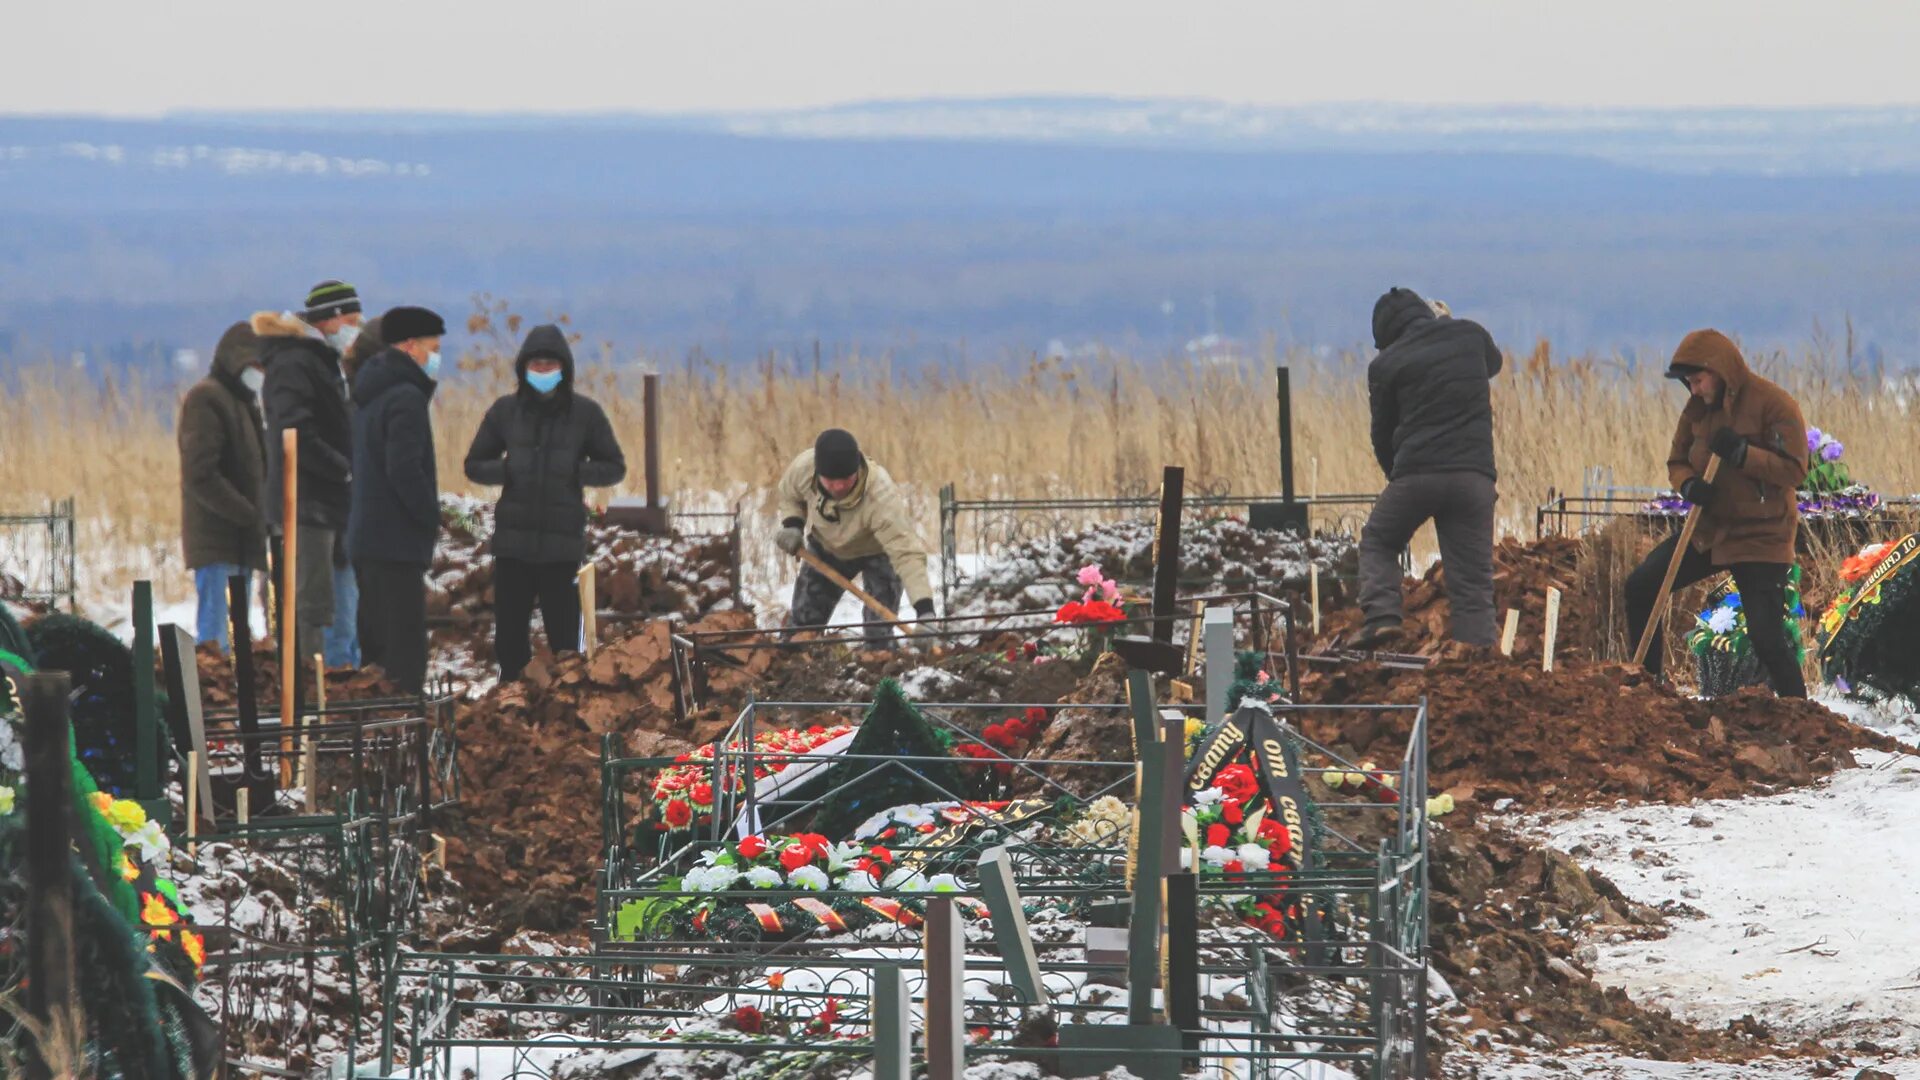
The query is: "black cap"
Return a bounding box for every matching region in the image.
[814,428,864,480]
[1665,362,1705,382]
[379,306,447,345]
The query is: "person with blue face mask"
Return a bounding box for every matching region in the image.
[463,325,627,680]
[347,306,447,694]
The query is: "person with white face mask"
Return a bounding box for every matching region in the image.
[462,325,627,680]
[177,320,270,653]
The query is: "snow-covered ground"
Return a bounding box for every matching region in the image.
[1522,739,1920,1067]
[1461,1051,1920,1079]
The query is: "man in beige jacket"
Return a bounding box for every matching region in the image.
[776,429,935,644]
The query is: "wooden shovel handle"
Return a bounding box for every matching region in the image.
[1631,454,1724,667]
[795,547,900,623]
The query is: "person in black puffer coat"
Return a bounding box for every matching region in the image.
[463,325,627,680]
[1354,287,1505,649]
[348,306,446,694]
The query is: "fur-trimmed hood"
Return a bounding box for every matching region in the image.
[250,310,315,340]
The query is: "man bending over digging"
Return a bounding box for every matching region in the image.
[1625,329,1808,698]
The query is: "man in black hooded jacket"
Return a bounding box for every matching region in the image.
[1354,288,1504,649]
[463,325,627,680]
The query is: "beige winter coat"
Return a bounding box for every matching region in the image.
[778,450,932,604]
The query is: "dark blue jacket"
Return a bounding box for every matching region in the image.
[1367,288,1504,482]
[349,349,439,566]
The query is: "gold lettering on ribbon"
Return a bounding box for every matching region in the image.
[1187,720,1245,792]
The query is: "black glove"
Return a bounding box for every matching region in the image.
[913,598,935,620]
[1708,427,1748,468]
[1679,476,1716,507]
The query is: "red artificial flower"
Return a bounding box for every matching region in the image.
[917,823,936,833]
[1256,818,1285,841]
[869,845,894,865]
[1214,764,1259,805]
[1223,860,1246,874]
[793,833,831,857]
[731,1005,764,1034]
[1206,823,1230,848]
[1025,706,1048,725]
[691,783,714,807]
[780,846,813,872]
[995,762,1015,777]
[1023,642,1038,657]
[737,835,768,859]
[808,724,826,735]
[664,799,692,828]
[674,753,691,764]
[1268,827,1293,857]
[1223,802,1244,826]
[1268,841,1291,865]
[1005,649,1019,662]
[1054,601,1086,624]
[1056,599,1127,626]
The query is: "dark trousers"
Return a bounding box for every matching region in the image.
[1359,471,1498,646]
[357,559,428,694]
[494,557,582,681]
[786,538,903,646]
[1625,534,1807,697]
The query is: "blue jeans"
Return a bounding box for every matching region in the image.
[324,563,361,669]
[193,563,254,653]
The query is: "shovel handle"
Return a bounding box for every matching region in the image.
[795,547,901,623]
[1632,454,1724,667]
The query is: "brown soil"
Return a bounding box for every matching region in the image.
[1429,818,1822,1067]
[1315,536,1593,661]
[186,643,401,713]
[1303,655,1903,809]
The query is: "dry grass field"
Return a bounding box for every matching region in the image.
[4,306,1916,612]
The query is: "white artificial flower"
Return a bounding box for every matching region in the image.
[1707,607,1739,635]
[698,848,727,867]
[744,867,784,889]
[925,874,963,893]
[0,723,21,773]
[828,842,866,872]
[893,805,936,828]
[1201,845,1236,867]
[126,821,170,863]
[852,811,894,842]
[688,867,741,893]
[1192,787,1223,807]
[885,867,928,892]
[787,865,830,891]
[840,870,879,893]
[1235,843,1271,871]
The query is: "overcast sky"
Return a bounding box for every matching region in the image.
[11,0,1920,116]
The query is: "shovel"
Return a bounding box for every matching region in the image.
[1631,454,1724,667]
[795,547,901,624]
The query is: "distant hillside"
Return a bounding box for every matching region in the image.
[3,103,1919,366]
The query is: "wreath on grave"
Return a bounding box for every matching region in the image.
[1182,765,1301,940]
[615,824,996,943]
[1819,534,1920,703]
[0,663,213,1079]
[649,723,856,834]
[1685,566,1807,698]
[1225,650,1290,711]
[948,707,1053,797]
[24,613,171,796]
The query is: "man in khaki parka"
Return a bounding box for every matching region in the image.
[776,429,935,644]
[1624,329,1809,697]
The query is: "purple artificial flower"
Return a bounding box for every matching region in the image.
[1806,427,1824,452]
[1822,441,1844,462]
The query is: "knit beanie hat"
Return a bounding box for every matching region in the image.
[303,280,362,323]
[813,429,864,480]
[379,306,447,345]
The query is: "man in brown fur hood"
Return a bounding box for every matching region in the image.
[1625,329,1809,698]
[254,283,358,668]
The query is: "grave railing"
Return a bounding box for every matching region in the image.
[0,496,76,611]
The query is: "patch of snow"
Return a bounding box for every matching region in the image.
[1525,748,1920,1054]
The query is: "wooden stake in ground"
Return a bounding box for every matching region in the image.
[1309,563,1321,637]
[236,787,250,827]
[279,428,298,787]
[576,562,598,658]
[1499,609,1520,657]
[186,751,199,858]
[794,547,899,623]
[306,653,324,813]
[1631,455,1725,667]
[1542,587,1562,672]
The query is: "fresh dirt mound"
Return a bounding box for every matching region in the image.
[441,615,767,930]
[1429,819,1820,1066]
[186,643,400,712]
[1017,652,1136,797]
[1304,656,1903,809]
[1314,535,1591,661]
